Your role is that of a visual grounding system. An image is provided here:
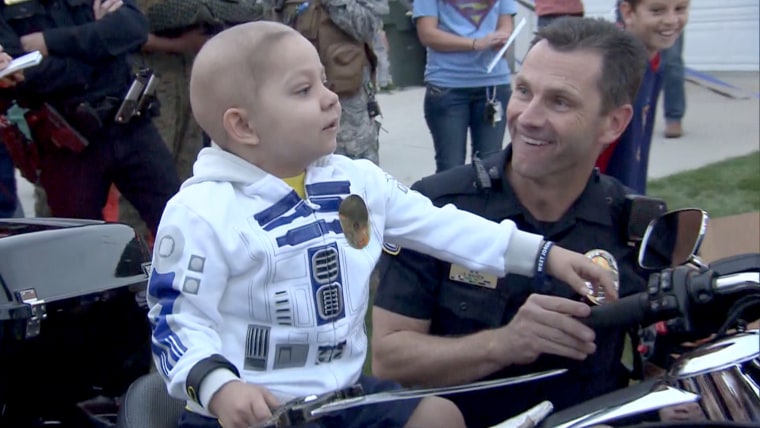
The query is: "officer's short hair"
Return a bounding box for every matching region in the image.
[531,17,648,114]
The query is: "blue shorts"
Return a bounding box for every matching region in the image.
[178,375,421,428]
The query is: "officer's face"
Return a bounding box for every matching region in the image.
[247,34,341,176]
[507,41,620,182]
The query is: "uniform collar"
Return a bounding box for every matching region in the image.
[489,146,614,232]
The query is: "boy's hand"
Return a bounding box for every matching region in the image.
[546,245,619,301]
[208,381,281,428]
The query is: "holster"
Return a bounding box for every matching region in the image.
[26,103,90,153]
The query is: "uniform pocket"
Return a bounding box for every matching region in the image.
[436,280,505,335]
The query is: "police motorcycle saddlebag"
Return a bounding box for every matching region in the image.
[0,218,153,427]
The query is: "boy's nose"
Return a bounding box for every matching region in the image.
[322,87,340,110]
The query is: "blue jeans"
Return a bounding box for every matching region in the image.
[0,142,19,218]
[424,84,511,172]
[662,34,685,122]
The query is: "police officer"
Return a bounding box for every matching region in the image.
[371,18,654,427]
[0,0,179,234]
[118,0,209,239]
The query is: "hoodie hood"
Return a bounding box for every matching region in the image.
[181,147,268,190]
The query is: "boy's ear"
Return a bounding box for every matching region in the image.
[599,103,633,145]
[619,1,634,27]
[222,107,260,147]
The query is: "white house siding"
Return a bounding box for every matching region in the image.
[514,0,760,71]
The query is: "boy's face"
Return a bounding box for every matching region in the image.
[248,34,341,176]
[622,0,689,55]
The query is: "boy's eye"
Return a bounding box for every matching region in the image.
[296,85,311,95]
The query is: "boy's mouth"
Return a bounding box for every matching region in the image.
[323,119,339,131]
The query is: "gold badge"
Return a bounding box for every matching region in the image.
[339,194,370,250]
[584,249,619,305]
[449,264,497,289]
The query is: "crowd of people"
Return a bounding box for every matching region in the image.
[0,1,704,427]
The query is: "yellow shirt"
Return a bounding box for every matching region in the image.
[282,172,306,199]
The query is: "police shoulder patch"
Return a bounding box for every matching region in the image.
[382,242,401,255]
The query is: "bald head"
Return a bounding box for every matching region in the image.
[190,21,299,146]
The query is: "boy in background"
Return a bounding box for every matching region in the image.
[597,0,690,194]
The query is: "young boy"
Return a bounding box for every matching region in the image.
[597,0,690,194]
[147,21,616,428]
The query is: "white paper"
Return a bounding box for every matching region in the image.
[486,18,527,73]
[0,51,42,79]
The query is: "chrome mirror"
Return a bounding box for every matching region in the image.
[638,209,709,270]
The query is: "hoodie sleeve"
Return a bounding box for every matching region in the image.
[146,200,238,407]
[370,163,544,278]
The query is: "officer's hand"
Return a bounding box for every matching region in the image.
[545,245,618,300]
[492,294,595,366]
[93,0,124,21]
[208,380,280,428]
[20,33,47,56]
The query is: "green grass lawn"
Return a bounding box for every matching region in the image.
[647,151,760,217]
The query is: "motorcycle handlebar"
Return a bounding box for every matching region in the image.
[581,259,760,332]
[582,293,653,330]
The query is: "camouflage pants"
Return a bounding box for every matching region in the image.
[336,87,380,165]
[373,29,392,89]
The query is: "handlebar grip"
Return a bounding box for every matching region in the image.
[581,293,652,329]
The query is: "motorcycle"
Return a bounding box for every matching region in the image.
[2,209,757,428]
[0,218,154,428]
[530,208,760,428]
[117,208,759,428]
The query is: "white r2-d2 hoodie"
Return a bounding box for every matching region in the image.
[147,147,544,416]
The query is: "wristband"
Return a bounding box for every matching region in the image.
[186,354,240,405]
[534,240,554,286]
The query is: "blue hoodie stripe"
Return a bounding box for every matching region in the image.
[254,192,302,226]
[306,181,351,196]
[148,270,187,374]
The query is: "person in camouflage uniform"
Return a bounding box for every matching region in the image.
[327,0,387,164]
[267,0,388,164]
[118,0,208,238]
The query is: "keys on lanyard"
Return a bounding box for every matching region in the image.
[484,86,502,127]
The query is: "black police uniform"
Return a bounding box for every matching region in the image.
[374,147,648,428]
[0,0,179,234]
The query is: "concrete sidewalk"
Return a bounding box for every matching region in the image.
[14,72,760,216]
